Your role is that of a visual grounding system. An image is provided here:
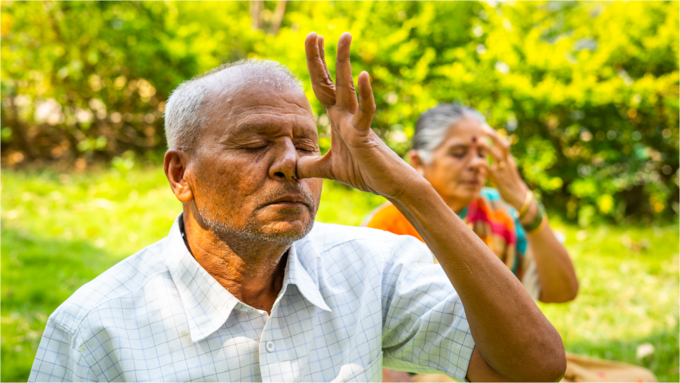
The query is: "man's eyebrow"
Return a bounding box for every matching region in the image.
[229,120,317,138]
[231,121,276,134]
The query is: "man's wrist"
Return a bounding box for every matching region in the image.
[386,175,439,212]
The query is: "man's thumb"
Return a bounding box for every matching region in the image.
[297,153,331,180]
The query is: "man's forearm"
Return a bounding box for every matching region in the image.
[389,178,566,381]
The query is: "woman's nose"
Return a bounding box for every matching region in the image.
[469,153,485,169]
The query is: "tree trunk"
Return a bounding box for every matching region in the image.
[269,1,287,35]
[7,93,36,158]
[250,1,263,30]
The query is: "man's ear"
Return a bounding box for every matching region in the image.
[164,149,194,203]
[408,150,426,176]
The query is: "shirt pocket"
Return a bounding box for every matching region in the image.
[333,352,384,382]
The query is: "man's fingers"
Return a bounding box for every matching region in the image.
[297,153,332,180]
[318,35,333,83]
[335,32,358,112]
[305,32,336,107]
[305,32,324,79]
[353,71,376,131]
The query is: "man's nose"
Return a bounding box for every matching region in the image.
[269,139,298,181]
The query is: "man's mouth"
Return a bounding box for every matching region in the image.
[264,194,311,209]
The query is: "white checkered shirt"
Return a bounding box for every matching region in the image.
[29,215,474,382]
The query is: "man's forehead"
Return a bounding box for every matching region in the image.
[206,81,311,115]
[201,83,315,136]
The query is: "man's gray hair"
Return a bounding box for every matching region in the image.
[412,103,486,163]
[164,59,303,150]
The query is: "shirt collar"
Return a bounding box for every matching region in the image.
[285,239,332,313]
[162,214,330,343]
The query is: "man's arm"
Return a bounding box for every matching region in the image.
[297,32,565,382]
[390,175,565,381]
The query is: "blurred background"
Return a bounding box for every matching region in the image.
[1,1,678,381]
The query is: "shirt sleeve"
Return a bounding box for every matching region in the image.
[380,235,475,380]
[29,319,97,382]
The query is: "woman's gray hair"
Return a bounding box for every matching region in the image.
[164,59,302,150]
[412,103,486,163]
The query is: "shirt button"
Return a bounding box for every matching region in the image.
[265,341,275,353]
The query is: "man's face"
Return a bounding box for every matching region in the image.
[188,84,322,244]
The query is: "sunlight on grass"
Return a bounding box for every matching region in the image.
[2,167,678,381]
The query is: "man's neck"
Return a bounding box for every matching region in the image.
[181,213,290,315]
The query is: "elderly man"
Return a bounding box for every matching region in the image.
[30,33,565,382]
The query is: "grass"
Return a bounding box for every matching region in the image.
[2,166,678,382]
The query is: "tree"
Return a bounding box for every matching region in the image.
[2,1,677,223]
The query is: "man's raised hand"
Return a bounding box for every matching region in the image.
[297,32,419,199]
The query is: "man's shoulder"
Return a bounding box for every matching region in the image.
[48,238,170,335]
[307,221,404,248]
[303,222,430,263]
[299,223,439,297]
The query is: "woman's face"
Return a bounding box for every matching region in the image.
[411,117,488,209]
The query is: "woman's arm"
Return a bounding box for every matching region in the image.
[481,126,578,303]
[521,201,579,303]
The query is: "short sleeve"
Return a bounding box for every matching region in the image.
[380,236,475,380]
[29,319,97,382]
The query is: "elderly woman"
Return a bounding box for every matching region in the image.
[367,103,577,302]
[365,104,657,382]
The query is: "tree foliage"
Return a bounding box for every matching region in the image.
[2,1,678,223]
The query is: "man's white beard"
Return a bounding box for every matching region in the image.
[201,209,315,244]
[195,187,317,245]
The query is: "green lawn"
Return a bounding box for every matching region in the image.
[2,167,678,382]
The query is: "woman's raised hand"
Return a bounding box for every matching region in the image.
[297,32,420,199]
[479,125,530,211]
